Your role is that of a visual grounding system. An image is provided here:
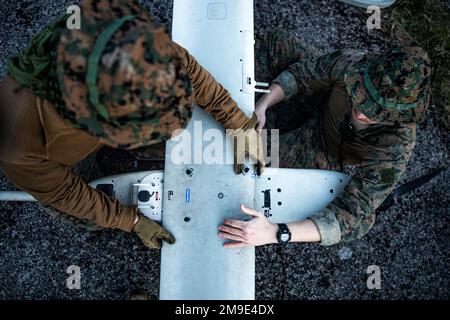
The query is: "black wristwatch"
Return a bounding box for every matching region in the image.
[276,223,292,245]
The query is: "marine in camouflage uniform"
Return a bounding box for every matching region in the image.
[255,29,432,245]
[0,0,261,247]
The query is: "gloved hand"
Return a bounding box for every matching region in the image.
[233,112,265,175]
[133,215,175,249]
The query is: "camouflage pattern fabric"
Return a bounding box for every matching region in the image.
[278,117,341,171]
[254,28,324,134]
[344,46,433,123]
[254,28,320,83]
[254,28,340,170]
[256,29,423,245]
[57,0,192,150]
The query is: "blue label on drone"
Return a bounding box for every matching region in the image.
[185,189,191,203]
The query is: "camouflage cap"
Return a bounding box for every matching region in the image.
[56,0,192,149]
[344,46,432,124]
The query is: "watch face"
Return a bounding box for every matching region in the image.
[280,233,290,242]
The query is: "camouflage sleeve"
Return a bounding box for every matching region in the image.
[311,123,416,245]
[310,157,410,245]
[272,50,362,100]
[174,43,252,129]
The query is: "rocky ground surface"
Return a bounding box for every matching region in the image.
[0,0,448,299]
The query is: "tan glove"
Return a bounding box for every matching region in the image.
[233,112,265,175]
[133,215,175,249]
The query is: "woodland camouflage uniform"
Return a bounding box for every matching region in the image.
[255,29,432,245]
[0,0,256,232]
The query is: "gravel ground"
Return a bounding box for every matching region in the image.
[0,0,448,300]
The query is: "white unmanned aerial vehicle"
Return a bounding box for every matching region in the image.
[0,0,398,299]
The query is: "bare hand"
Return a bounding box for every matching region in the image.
[218,204,278,248]
[254,100,268,132]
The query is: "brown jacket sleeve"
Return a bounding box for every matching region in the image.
[173,42,252,129]
[0,76,137,232]
[0,159,137,232]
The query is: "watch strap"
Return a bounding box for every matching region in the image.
[277,223,292,244]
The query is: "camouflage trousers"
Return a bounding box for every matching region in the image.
[255,28,341,171]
